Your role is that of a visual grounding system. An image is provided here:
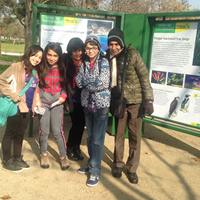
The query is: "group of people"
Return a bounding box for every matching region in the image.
[0,28,154,187]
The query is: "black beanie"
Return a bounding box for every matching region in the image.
[107,28,124,48]
[85,35,101,50]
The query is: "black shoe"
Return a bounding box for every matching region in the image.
[3,158,23,172]
[112,167,122,178]
[14,155,30,170]
[127,172,138,184]
[67,147,78,161]
[75,145,84,160]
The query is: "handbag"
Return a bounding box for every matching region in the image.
[110,45,131,119]
[0,70,35,127]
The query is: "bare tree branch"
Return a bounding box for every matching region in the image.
[41,0,52,4]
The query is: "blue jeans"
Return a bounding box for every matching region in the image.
[85,112,108,177]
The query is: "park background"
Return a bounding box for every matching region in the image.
[0,1,200,199]
[0,0,200,71]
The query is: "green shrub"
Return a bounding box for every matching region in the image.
[0,65,9,74]
[0,55,20,62]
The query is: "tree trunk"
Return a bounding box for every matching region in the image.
[0,27,2,57]
[24,0,34,52]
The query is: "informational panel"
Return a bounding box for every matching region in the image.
[150,22,200,127]
[40,13,114,52]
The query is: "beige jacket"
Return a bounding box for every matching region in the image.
[0,62,38,113]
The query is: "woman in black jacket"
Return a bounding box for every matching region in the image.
[63,37,85,161]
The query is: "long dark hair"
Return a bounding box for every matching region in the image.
[67,37,84,57]
[65,38,85,84]
[39,43,66,88]
[20,45,43,76]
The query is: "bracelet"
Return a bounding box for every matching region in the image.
[146,101,153,104]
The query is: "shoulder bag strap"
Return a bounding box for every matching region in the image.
[120,44,132,101]
[19,69,36,97]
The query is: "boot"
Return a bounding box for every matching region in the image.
[67,146,78,161]
[60,155,69,170]
[40,152,49,169]
[75,145,84,160]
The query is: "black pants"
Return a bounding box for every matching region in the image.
[2,111,30,161]
[67,103,85,149]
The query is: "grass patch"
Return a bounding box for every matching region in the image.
[1,39,25,44]
[2,43,25,53]
[0,65,9,74]
[0,55,20,62]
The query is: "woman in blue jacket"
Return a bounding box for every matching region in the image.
[75,36,110,187]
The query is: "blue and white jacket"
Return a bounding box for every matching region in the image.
[75,53,110,114]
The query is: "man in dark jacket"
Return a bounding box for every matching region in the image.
[106,28,154,184]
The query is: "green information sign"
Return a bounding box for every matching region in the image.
[41,15,64,26]
[154,23,176,33]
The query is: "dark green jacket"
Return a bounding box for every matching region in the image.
[106,46,153,104]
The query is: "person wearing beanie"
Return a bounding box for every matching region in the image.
[75,35,110,187]
[105,28,154,184]
[63,37,85,161]
[85,35,101,50]
[107,27,125,49]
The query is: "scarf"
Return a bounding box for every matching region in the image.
[73,59,82,89]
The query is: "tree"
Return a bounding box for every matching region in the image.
[0,3,3,56]
[1,0,196,54]
[0,1,12,56]
[157,0,190,13]
[104,0,191,14]
[1,0,103,53]
[2,0,73,51]
[5,20,24,44]
[71,0,101,9]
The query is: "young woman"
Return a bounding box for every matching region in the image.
[0,45,43,172]
[63,37,85,161]
[75,36,111,187]
[36,43,69,170]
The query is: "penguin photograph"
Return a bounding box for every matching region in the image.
[180,94,190,112]
[169,97,180,117]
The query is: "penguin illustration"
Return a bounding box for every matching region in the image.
[169,97,179,117]
[181,94,190,111]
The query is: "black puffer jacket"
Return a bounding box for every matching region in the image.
[106,46,153,104]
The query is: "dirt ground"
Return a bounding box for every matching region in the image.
[0,116,200,200]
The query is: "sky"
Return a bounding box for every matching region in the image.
[188,0,200,9]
